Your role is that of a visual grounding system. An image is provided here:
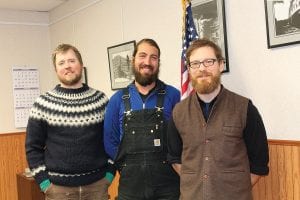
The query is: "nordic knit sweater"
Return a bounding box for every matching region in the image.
[25,84,114,187]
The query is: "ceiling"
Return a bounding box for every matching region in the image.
[0,0,67,12]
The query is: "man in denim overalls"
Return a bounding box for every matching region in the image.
[104,38,180,200]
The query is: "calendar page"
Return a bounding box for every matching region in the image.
[12,67,40,128]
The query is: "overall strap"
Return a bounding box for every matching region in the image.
[122,87,131,113]
[156,85,166,112]
[122,84,166,112]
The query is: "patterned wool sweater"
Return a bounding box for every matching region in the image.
[25,84,113,187]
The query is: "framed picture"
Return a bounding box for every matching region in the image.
[82,67,88,84]
[107,41,136,90]
[265,0,300,48]
[191,0,229,72]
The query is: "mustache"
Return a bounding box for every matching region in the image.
[140,64,153,69]
[195,71,212,78]
[64,70,74,75]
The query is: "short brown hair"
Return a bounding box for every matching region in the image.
[186,38,224,65]
[52,44,83,67]
[132,38,161,58]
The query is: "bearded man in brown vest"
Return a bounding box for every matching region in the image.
[167,39,269,200]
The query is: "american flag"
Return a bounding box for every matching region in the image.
[181,0,199,99]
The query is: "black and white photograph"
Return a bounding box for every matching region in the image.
[191,0,229,72]
[265,0,300,48]
[107,40,136,90]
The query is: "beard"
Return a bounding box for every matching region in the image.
[132,64,159,86]
[191,70,221,94]
[58,70,82,86]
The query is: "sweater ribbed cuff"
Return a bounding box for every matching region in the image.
[105,172,114,183]
[39,179,51,192]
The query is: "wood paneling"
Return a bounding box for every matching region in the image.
[1,132,299,200]
[0,132,27,200]
[252,141,300,200]
[16,173,45,200]
[0,132,120,200]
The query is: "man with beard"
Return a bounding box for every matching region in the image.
[26,44,114,200]
[104,38,180,200]
[167,39,269,200]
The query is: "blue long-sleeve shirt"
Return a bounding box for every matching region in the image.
[104,80,180,160]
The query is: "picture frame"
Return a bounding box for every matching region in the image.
[107,41,136,90]
[265,0,300,48]
[191,0,229,72]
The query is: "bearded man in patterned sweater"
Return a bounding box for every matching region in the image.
[25,44,114,200]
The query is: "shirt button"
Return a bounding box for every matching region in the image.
[205,139,210,143]
[203,174,208,179]
[205,157,209,161]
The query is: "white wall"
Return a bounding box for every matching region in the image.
[49,0,182,95]
[49,0,300,140]
[1,0,299,140]
[0,9,53,133]
[222,1,300,140]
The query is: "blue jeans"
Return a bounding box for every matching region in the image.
[45,178,110,200]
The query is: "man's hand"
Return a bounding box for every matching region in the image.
[172,163,182,176]
[251,173,261,187]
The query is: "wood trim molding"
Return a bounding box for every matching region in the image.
[268,139,300,146]
[0,132,25,137]
[1,133,300,146]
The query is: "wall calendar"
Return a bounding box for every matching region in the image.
[12,66,40,128]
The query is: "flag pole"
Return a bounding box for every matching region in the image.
[181,0,186,37]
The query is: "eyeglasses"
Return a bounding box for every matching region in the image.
[189,59,218,69]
